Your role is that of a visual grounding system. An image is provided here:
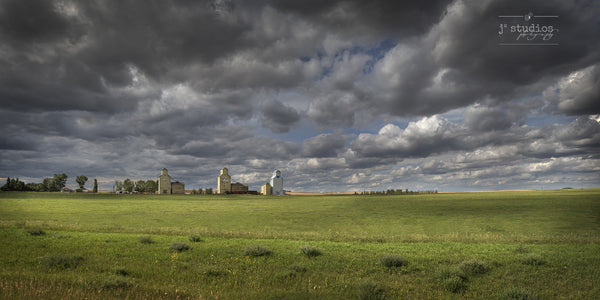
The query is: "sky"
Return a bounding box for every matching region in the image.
[1,0,599,192]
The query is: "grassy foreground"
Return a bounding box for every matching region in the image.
[0,190,599,299]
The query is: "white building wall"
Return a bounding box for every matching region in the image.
[270,170,284,195]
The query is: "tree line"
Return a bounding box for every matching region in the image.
[1,174,97,193]
[114,179,158,194]
[112,181,215,195]
[190,188,213,195]
[361,189,438,195]
[2,174,216,195]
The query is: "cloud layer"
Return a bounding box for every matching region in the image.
[1,0,599,191]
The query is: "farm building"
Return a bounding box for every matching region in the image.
[231,182,249,193]
[270,170,284,195]
[171,181,185,194]
[217,167,258,194]
[260,170,284,195]
[261,182,272,195]
[217,168,231,194]
[157,168,185,194]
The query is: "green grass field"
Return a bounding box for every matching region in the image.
[1,190,599,299]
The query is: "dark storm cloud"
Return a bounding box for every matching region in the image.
[310,0,600,123]
[520,116,600,158]
[543,64,600,115]
[0,0,255,114]
[174,125,300,163]
[266,0,453,40]
[306,92,365,128]
[463,105,513,132]
[260,99,301,133]
[1,0,599,192]
[74,1,252,80]
[0,0,75,43]
[301,133,346,157]
[0,131,38,151]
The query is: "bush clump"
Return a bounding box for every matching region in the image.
[300,245,322,258]
[200,267,227,277]
[437,267,467,281]
[521,253,545,266]
[380,254,408,268]
[357,281,385,300]
[101,275,130,289]
[27,229,46,236]
[114,268,129,276]
[188,235,203,242]
[437,267,467,293]
[138,235,154,244]
[500,287,538,300]
[459,259,488,275]
[40,255,84,270]
[442,276,467,293]
[289,264,307,273]
[170,242,190,252]
[275,270,297,280]
[243,245,272,257]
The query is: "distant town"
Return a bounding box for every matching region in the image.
[1,167,438,195]
[0,168,287,195]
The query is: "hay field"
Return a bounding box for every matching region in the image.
[1,189,599,299]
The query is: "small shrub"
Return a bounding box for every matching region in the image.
[114,268,129,276]
[200,268,226,277]
[437,267,467,293]
[442,276,467,293]
[275,270,297,280]
[521,253,545,266]
[244,245,272,257]
[357,282,385,300]
[138,235,154,244]
[189,235,203,242]
[300,245,322,258]
[380,254,407,268]
[290,264,307,273]
[459,259,488,275]
[27,229,46,236]
[40,255,84,269]
[437,267,467,281]
[500,287,538,300]
[170,242,190,252]
[101,275,130,289]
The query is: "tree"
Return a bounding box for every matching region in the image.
[115,181,123,192]
[1,177,24,191]
[134,180,146,193]
[41,178,52,192]
[51,173,68,192]
[205,188,213,195]
[26,182,43,192]
[76,175,88,190]
[92,179,98,193]
[14,178,25,191]
[144,180,157,194]
[0,177,9,191]
[123,178,134,193]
